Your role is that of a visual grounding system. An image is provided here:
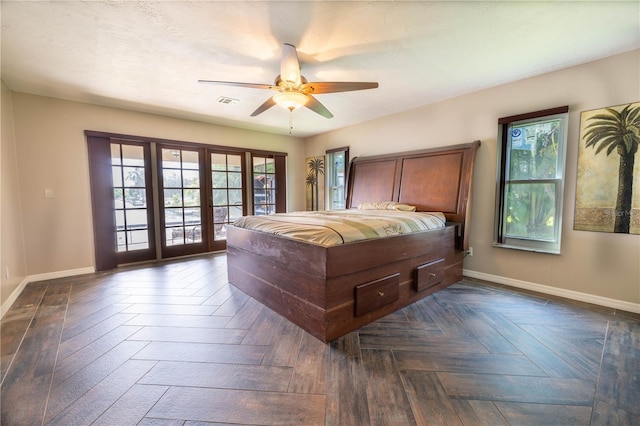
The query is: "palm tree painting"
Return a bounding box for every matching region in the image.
[575,102,640,234]
[306,156,325,211]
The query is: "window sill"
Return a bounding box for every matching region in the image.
[492,242,561,255]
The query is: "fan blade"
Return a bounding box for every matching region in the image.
[250,97,277,117]
[304,95,333,119]
[280,43,302,86]
[198,80,275,90]
[302,81,378,94]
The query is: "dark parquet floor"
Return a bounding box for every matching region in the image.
[1,253,639,425]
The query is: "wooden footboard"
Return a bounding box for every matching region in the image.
[227,224,462,342]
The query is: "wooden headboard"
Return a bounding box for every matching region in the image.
[345,140,480,250]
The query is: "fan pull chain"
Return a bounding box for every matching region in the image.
[289,110,294,134]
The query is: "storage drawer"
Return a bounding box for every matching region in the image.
[414,258,445,292]
[354,273,400,317]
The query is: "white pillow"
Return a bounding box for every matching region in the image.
[357,201,416,211]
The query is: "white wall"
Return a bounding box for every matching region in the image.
[7,93,305,289]
[305,50,640,310]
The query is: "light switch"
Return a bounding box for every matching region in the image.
[44,189,54,199]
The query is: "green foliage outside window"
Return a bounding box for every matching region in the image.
[505,119,561,241]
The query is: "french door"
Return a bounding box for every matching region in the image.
[210,151,246,251]
[111,140,156,264]
[158,146,208,258]
[87,131,283,270]
[158,147,247,256]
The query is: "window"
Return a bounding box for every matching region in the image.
[494,106,569,254]
[326,147,349,210]
[252,154,286,215]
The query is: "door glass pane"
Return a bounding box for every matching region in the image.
[212,172,228,187]
[115,210,125,228]
[165,208,184,226]
[111,144,122,165]
[162,148,202,247]
[125,188,146,208]
[111,142,151,253]
[182,151,199,169]
[123,167,145,187]
[184,207,201,223]
[228,172,242,188]
[163,169,182,188]
[183,189,200,207]
[228,155,242,171]
[114,188,124,209]
[214,207,228,223]
[229,204,243,221]
[211,154,226,170]
[229,189,242,205]
[116,231,126,252]
[212,189,228,206]
[211,152,244,241]
[182,170,200,187]
[126,209,148,228]
[121,145,144,165]
[164,189,183,207]
[162,149,181,168]
[254,161,265,173]
[112,166,123,187]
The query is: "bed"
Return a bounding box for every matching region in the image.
[226,140,480,342]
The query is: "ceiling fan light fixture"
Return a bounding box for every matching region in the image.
[273,91,308,111]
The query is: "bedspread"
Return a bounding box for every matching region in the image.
[231,210,446,246]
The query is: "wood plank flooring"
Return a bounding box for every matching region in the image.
[1,253,639,425]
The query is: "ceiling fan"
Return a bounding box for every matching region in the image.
[199,43,378,119]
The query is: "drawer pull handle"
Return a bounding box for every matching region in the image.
[378,291,385,297]
[430,272,437,277]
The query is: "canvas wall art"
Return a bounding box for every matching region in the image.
[306,156,325,211]
[574,101,640,234]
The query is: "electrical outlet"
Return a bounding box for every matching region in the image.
[5,266,9,279]
[467,247,473,257]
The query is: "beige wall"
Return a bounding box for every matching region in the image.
[7,93,305,291]
[305,50,640,308]
[1,81,29,313]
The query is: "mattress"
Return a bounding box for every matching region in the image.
[231,209,446,247]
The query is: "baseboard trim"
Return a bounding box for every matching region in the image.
[1,278,30,318]
[27,267,95,283]
[1,267,95,319]
[463,269,640,314]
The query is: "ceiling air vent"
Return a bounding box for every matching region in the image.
[217,96,239,105]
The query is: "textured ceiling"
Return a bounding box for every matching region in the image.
[2,1,639,137]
